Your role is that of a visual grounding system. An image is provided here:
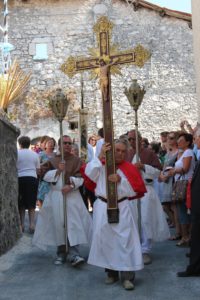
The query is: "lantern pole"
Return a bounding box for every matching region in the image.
[49,88,69,252]
[124,79,146,238]
[0,0,14,74]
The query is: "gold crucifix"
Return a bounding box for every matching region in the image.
[60,16,151,223]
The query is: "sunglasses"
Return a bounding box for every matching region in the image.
[128,137,135,141]
[63,141,72,145]
[168,136,175,140]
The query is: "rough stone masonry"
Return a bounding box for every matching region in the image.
[0,110,21,255]
[0,0,197,141]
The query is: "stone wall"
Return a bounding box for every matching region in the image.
[0,0,197,141]
[192,0,200,121]
[0,111,21,255]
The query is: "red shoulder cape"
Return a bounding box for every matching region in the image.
[80,160,147,200]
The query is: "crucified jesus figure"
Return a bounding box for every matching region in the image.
[99,58,119,102]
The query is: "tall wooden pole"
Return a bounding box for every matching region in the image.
[49,89,69,252]
[1,0,10,73]
[124,79,145,238]
[59,119,68,251]
[78,75,88,161]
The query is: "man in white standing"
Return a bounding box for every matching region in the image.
[33,135,92,267]
[85,139,147,290]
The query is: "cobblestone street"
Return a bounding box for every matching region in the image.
[0,219,199,300]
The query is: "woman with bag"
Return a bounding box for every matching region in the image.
[168,133,195,247]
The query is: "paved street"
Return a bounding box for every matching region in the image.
[0,220,199,300]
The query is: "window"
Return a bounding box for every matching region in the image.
[33,44,48,61]
[69,122,78,130]
[29,38,53,61]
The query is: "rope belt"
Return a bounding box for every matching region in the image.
[97,196,134,203]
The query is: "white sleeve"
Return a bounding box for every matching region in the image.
[36,155,40,168]
[117,170,137,198]
[43,170,59,182]
[87,143,94,162]
[70,176,84,189]
[95,139,104,158]
[144,164,160,179]
[183,149,194,158]
[85,157,102,183]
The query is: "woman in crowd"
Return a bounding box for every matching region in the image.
[17,136,40,233]
[37,137,56,208]
[88,135,97,160]
[39,137,56,162]
[39,135,50,152]
[159,131,180,239]
[168,133,196,246]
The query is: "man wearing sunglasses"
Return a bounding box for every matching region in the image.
[33,135,92,267]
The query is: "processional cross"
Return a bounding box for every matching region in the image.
[60,16,151,223]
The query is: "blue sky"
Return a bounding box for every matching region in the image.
[149,0,191,13]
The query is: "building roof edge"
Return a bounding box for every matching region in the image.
[124,0,191,22]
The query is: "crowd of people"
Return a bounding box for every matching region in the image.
[16,120,200,291]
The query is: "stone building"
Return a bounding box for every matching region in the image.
[192,0,200,120]
[0,0,196,141]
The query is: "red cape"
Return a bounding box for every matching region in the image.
[80,160,147,200]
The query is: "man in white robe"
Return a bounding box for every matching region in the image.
[128,130,170,265]
[85,139,147,290]
[33,135,92,266]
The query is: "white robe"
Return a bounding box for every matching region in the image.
[85,157,143,271]
[33,170,92,250]
[132,157,170,241]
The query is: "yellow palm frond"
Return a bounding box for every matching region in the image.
[0,59,31,110]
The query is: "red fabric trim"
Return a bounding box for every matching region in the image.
[80,160,147,199]
[117,161,147,199]
[80,164,96,192]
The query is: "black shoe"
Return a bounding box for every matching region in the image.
[54,255,66,265]
[177,271,200,277]
[29,228,35,234]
